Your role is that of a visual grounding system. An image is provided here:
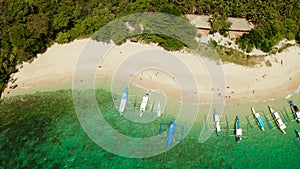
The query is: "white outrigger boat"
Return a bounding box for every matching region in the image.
[268,105,286,134]
[213,108,221,136]
[251,107,265,131]
[139,90,150,117]
[119,87,128,116]
[289,100,300,123]
[157,101,161,118]
[235,116,242,143]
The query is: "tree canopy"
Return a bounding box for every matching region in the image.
[209,14,232,36]
[0,0,299,95]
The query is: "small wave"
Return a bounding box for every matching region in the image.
[285,94,293,99]
[294,85,300,94]
[283,85,300,99]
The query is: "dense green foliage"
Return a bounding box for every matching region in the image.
[214,44,264,66]
[209,14,232,36]
[0,0,299,95]
[140,33,185,51]
[91,13,197,50]
[234,1,300,52]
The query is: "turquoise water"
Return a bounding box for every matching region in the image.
[0,89,299,168]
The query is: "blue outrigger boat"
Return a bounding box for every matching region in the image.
[235,116,242,143]
[158,118,184,148]
[251,107,265,131]
[119,87,128,116]
[289,100,300,123]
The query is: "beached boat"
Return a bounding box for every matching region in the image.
[119,87,128,116]
[213,108,221,136]
[235,116,242,143]
[251,107,265,131]
[140,90,149,117]
[289,100,300,123]
[268,105,286,134]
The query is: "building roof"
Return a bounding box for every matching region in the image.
[227,17,253,31]
[186,14,253,31]
[186,14,211,29]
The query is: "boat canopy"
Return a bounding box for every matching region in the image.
[273,112,280,119]
[257,116,265,127]
[214,114,220,122]
[296,112,300,118]
[216,121,221,133]
[140,96,148,111]
[277,119,286,130]
[236,119,241,129]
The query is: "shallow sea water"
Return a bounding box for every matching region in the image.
[0,89,299,168]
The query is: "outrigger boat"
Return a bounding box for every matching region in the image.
[213,108,221,136]
[119,87,128,116]
[167,118,176,148]
[268,105,286,134]
[235,116,242,143]
[295,130,300,139]
[294,130,300,148]
[158,118,184,148]
[157,101,161,118]
[289,100,300,123]
[251,107,265,131]
[139,90,150,117]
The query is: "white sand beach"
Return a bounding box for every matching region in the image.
[2,39,300,104]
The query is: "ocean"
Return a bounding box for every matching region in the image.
[0,89,299,168]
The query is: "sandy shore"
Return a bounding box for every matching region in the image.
[2,39,300,104]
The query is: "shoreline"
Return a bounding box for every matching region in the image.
[1,39,300,105]
[2,87,299,123]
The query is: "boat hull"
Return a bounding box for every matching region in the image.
[139,90,149,117]
[235,116,242,143]
[119,87,128,116]
[251,107,265,131]
[214,109,221,136]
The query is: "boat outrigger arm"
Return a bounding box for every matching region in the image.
[251,107,265,131]
[268,105,286,134]
[140,90,149,117]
